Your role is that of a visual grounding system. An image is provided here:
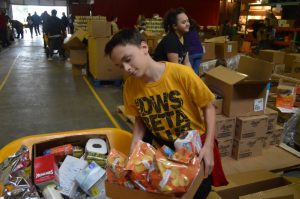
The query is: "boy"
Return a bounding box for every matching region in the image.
[105,29,227,199]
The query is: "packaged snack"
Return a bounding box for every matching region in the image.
[34,154,59,189]
[106,149,129,186]
[72,146,84,158]
[151,148,200,195]
[161,146,194,164]
[174,130,202,155]
[43,144,73,161]
[85,138,108,168]
[126,140,156,192]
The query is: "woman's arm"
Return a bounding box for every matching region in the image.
[129,116,146,154]
[183,52,191,66]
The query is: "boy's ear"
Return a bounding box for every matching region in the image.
[140,41,149,53]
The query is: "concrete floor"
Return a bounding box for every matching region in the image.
[0,33,130,148]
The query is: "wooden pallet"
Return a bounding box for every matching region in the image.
[117,105,134,129]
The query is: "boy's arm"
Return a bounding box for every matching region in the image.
[200,102,216,178]
[129,116,146,154]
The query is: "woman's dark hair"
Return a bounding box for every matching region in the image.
[189,18,200,32]
[163,7,186,33]
[104,28,145,57]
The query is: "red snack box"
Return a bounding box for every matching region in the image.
[34,154,59,189]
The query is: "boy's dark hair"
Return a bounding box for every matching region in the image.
[163,7,186,33]
[104,28,145,57]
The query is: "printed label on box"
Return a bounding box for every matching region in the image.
[254,98,264,112]
[227,45,232,53]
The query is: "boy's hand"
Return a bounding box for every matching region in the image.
[198,144,214,179]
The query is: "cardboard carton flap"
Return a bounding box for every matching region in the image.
[237,56,273,81]
[63,30,88,49]
[206,66,247,85]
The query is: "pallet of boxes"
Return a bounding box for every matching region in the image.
[63,29,88,76]
[87,18,124,84]
[205,55,284,160]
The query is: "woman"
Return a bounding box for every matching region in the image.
[185,18,203,74]
[153,8,191,66]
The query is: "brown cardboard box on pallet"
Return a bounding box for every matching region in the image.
[291,60,300,73]
[88,37,123,80]
[216,115,235,139]
[235,115,268,140]
[217,138,233,158]
[87,20,111,38]
[202,42,215,60]
[232,137,263,160]
[264,108,278,131]
[106,163,205,199]
[215,41,238,59]
[284,53,300,73]
[259,50,285,64]
[205,56,273,117]
[70,49,87,65]
[268,125,284,146]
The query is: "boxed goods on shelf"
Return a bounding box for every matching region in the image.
[214,41,238,59]
[202,42,215,61]
[232,137,263,160]
[216,115,235,139]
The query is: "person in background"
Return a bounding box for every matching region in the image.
[32,11,41,36]
[221,19,233,40]
[136,14,146,31]
[10,20,24,39]
[104,29,228,199]
[61,12,69,35]
[40,11,50,33]
[26,13,34,38]
[111,16,119,35]
[45,9,64,60]
[68,13,74,34]
[153,8,191,66]
[184,18,203,75]
[0,9,10,47]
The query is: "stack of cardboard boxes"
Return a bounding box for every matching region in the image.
[199,42,217,76]
[87,21,124,80]
[205,56,284,160]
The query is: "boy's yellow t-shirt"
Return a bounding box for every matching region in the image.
[124,62,215,142]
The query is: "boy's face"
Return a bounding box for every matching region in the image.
[110,42,149,77]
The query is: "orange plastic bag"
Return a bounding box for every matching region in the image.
[126,140,156,192]
[106,149,132,187]
[151,148,200,195]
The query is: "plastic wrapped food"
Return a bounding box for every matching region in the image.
[43,144,73,161]
[150,148,200,195]
[0,146,40,199]
[106,149,131,187]
[161,146,194,165]
[126,140,156,192]
[174,130,202,155]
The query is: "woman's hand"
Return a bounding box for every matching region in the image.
[198,143,214,178]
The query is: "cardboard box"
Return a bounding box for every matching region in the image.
[273,64,285,74]
[88,37,124,80]
[87,20,111,38]
[213,97,223,115]
[264,108,278,131]
[202,42,215,60]
[215,41,238,59]
[284,53,300,73]
[70,49,87,65]
[105,163,205,199]
[217,138,233,158]
[259,50,285,64]
[216,115,235,139]
[269,125,284,146]
[72,64,86,76]
[63,30,87,50]
[205,56,273,117]
[232,137,263,160]
[142,31,162,54]
[291,60,300,73]
[199,59,217,76]
[235,115,268,140]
